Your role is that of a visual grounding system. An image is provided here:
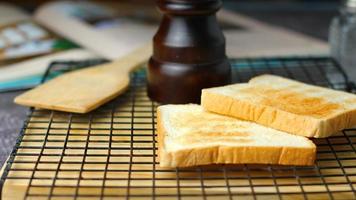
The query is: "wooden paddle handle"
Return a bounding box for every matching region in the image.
[104,43,153,73]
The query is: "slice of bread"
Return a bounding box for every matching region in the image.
[157,104,316,168]
[201,74,356,138]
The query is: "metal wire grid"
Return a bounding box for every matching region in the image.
[1,57,356,200]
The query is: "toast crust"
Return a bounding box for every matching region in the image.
[157,106,316,168]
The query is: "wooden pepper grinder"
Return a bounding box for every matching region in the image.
[147,0,231,104]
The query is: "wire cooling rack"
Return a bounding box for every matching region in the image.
[1,57,356,200]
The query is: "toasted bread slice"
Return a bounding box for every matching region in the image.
[201,74,356,138]
[157,104,316,168]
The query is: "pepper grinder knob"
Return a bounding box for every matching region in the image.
[147,0,231,104]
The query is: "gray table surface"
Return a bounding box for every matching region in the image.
[0,3,340,168]
[0,92,27,166]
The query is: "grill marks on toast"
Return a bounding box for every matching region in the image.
[240,86,341,118]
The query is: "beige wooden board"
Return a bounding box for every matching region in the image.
[2,65,356,199]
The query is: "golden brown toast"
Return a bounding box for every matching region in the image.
[157,104,316,168]
[202,74,356,138]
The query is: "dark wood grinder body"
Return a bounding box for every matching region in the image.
[147,0,231,104]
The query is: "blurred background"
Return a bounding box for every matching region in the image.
[1,0,340,41]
